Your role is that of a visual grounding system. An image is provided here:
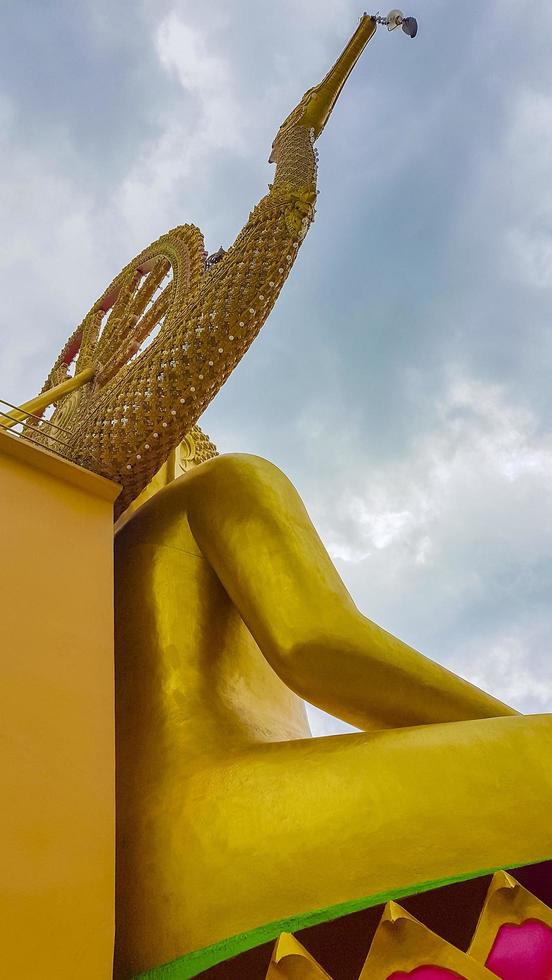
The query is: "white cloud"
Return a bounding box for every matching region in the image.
[306,703,359,737]
[449,82,552,295]
[299,372,552,717]
[155,11,245,154]
[460,630,552,712]
[352,375,549,568]
[0,118,110,401]
[118,13,246,238]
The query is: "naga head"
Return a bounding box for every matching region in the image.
[269,14,377,164]
[269,10,418,165]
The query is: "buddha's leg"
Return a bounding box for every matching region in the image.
[161,713,552,957]
[177,453,516,730]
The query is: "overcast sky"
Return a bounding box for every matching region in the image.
[2,0,552,735]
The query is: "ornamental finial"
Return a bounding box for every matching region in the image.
[373,9,418,37]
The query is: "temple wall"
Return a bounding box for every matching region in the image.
[0,431,119,978]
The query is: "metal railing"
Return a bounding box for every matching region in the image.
[0,397,97,472]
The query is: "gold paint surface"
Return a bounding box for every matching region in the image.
[358,902,497,978]
[114,453,552,978]
[0,434,117,978]
[468,871,552,964]
[267,933,333,979]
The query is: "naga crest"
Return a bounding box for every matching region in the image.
[270,14,377,163]
[269,9,417,163]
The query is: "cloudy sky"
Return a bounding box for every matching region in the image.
[2,0,552,735]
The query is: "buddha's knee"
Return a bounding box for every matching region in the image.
[185,452,300,514]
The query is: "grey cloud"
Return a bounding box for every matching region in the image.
[298,374,552,717]
[0,0,183,189]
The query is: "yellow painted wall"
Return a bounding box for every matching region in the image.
[0,431,119,979]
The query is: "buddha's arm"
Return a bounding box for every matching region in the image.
[182,453,517,731]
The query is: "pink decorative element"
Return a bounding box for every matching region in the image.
[62,330,83,365]
[387,968,465,980]
[486,918,552,980]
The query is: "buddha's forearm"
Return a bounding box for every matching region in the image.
[277,626,518,731]
[235,586,518,732]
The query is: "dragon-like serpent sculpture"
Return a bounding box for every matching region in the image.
[6,14,417,516]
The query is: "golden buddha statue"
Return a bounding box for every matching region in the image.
[4,13,550,980]
[113,444,551,978]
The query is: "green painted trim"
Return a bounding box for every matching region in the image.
[133,855,551,979]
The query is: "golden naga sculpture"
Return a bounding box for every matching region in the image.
[5,11,551,980]
[3,16,373,515]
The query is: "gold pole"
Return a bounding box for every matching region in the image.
[0,367,95,430]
